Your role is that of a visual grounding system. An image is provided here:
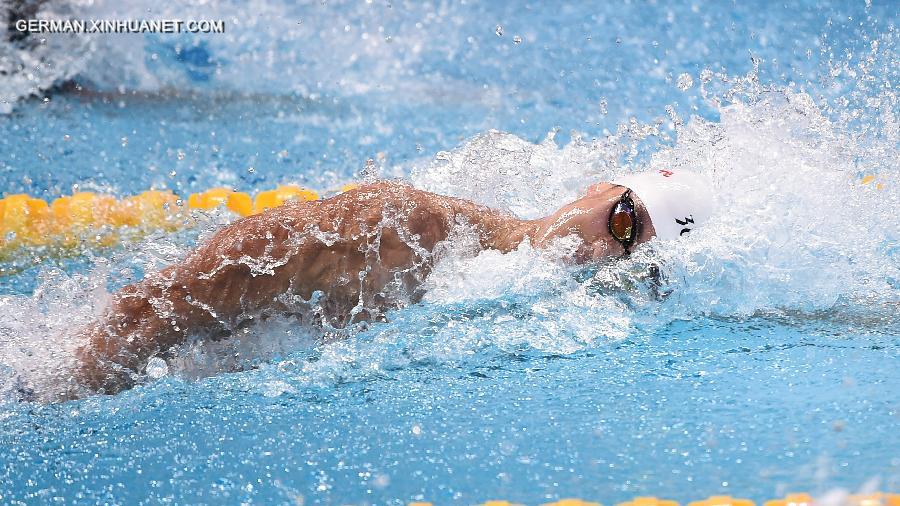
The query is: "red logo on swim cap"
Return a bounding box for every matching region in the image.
[659,169,674,177]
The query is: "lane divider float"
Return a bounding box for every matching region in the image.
[411,493,900,506]
[0,184,356,260]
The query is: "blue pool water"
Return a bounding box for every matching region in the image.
[1,0,898,503]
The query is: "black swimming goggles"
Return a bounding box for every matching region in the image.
[608,187,640,252]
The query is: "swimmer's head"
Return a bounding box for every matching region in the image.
[533,183,655,260]
[533,169,714,262]
[607,169,715,240]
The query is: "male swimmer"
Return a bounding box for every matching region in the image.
[70,170,713,398]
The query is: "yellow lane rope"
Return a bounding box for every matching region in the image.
[412,492,900,506]
[0,184,359,259]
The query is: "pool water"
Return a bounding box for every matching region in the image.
[1,0,898,504]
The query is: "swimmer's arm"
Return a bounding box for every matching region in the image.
[73,182,530,395]
[73,184,413,394]
[74,206,330,394]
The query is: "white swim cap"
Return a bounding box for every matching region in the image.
[612,169,715,240]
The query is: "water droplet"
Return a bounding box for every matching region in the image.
[513,35,522,44]
[676,73,694,91]
[247,166,255,174]
[63,134,71,141]
[495,25,503,37]
[176,150,185,160]
[598,97,608,115]
[120,136,128,147]
[411,424,423,436]
[372,474,390,489]
[146,357,169,379]
[362,158,377,179]
[699,68,713,83]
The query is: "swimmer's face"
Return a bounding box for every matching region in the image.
[535,183,656,262]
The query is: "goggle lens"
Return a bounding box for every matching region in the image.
[608,189,638,249]
[610,206,634,242]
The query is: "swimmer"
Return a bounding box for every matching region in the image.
[70,170,713,398]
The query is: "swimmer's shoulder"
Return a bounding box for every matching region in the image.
[221,180,442,235]
[340,180,417,200]
[330,180,441,214]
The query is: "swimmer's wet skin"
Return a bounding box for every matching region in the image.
[70,171,711,399]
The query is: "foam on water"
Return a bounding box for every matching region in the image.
[412,91,898,314]
[0,264,106,402]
